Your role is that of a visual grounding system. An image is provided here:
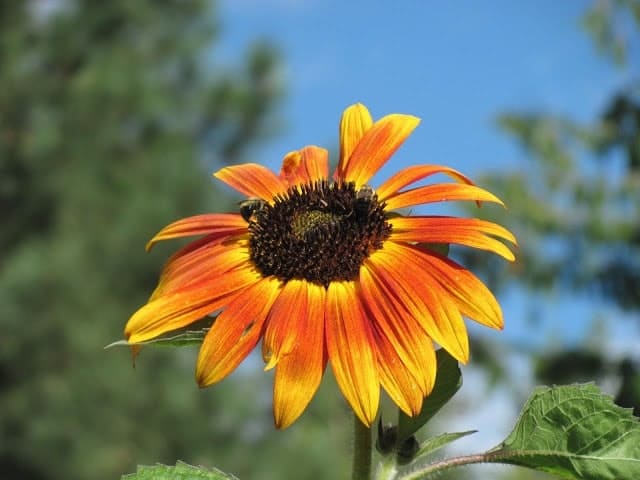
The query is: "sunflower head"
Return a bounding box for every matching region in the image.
[125,103,516,429]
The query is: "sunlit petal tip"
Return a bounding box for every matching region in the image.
[384,183,506,211]
[214,163,287,200]
[337,103,374,177]
[195,368,213,388]
[263,354,279,371]
[377,164,475,200]
[145,214,248,251]
[342,113,421,186]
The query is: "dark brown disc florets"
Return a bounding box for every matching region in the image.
[245,181,392,287]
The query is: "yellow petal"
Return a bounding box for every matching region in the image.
[336,103,373,179]
[367,245,470,363]
[125,266,260,344]
[325,281,379,426]
[359,265,436,396]
[377,164,474,201]
[420,251,504,330]
[145,214,247,251]
[341,113,420,188]
[196,276,282,386]
[273,282,327,429]
[389,216,516,261]
[384,183,504,211]
[262,279,308,370]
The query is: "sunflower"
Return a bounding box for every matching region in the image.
[125,103,516,429]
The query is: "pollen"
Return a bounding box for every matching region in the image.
[247,181,392,287]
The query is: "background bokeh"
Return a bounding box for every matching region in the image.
[1,1,638,479]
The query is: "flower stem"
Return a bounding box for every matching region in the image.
[352,414,372,480]
[400,451,503,479]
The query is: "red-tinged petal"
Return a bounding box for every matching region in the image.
[151,240,250,300]
[389,216,516,261]
[214,163,287,201]
[262,279,309,370]
[384,183,504,211]
[300,146,329,183]
[419,250,504,330]
[342,113,420,187]
[162,230,249,268]
[336,103,373,179]
[371,323,425,416]
[146,214,248,251]
[280,146,329,187]
[325,281,379,426]
[196,276,282,386]
[280,150,305,186]
[368,244,469,363]
[273,282,327,429]
[377,165,474,201]
[125,266,260,343]
[359,265,436,396]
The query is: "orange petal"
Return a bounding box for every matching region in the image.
[389,216,516,261]
[359,266,436,396]
[336,103,373,179]
[377,165,474,201]
[125,266,260,343]
[371,322,426,416]
[384,183,504,211]
[196,276,282,386]
[341,113,420,188]
[273,282,327,429]
[262,279,309,370]
[214,163,287,201]
[367,244,469,363]
[325,281,379,426]
[151,240,250,299]
[280,146,329,187]
[145,214,248,251]
[419,250,504,330]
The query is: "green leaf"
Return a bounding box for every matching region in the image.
[122,461,238,480]
[397,349,462,441]
[418,243,450,257]
[489,384,640,479]
[105,316,216,350]
[105,328,209,349]
[416,430,477,458]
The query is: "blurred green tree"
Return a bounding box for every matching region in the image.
[0,1,350,479]
[461,0,640,417]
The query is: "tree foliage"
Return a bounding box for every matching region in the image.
[0,2,354,480]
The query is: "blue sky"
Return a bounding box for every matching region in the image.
[217,0,624,177]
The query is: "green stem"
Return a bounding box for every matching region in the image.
[352,414,372,480]
[400,451,503,480]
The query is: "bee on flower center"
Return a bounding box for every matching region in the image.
[239,198,267,223]
[354,184,376,219]
[356,184,375,201]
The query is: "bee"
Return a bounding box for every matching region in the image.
[356,184,375,202]
[354,184,375,219]
[239,198,267,222]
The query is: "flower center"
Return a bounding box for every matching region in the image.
[246,181,392,287]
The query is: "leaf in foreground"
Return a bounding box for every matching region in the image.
[105,328,209,349]
[416,430,477,459]
[122,461,238,480]
[489,384,640,479]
